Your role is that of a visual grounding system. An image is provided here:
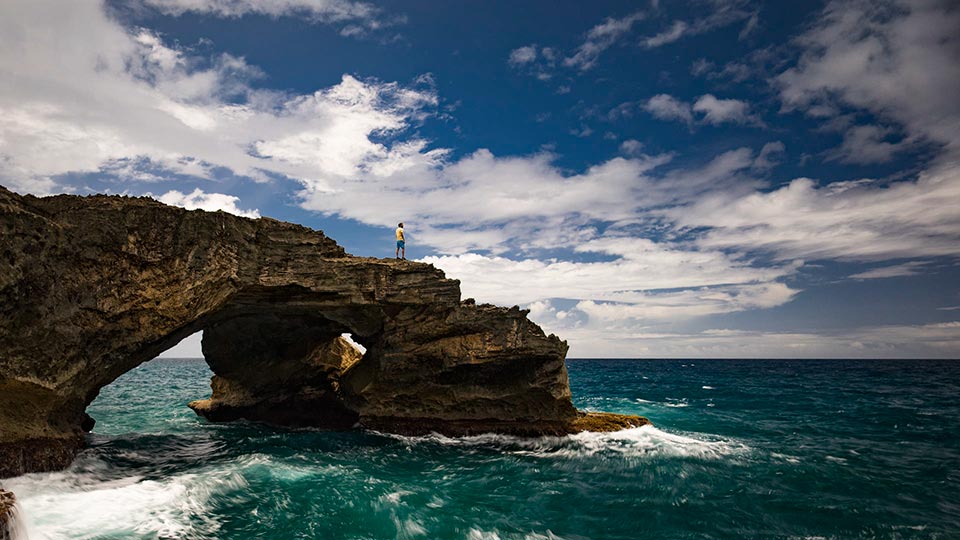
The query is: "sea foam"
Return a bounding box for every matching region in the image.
[2,458,247,540]
[383,424,748,461]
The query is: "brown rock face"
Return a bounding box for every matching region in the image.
[0,185,647,478]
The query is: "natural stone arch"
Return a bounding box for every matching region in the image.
[0,186,646,478]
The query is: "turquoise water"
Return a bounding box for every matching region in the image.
[3,358,959,539]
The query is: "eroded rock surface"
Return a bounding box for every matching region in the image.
[0,185,648,478]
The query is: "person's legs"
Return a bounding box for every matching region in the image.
[401,244,405,259]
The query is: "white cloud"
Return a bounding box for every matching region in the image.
[738,12,760,40]
[299,149,677,253]
[422,240,800,343]
[137,0,385,29]
[691,59,754,83]
[826,124,910,165]
[639,1,753,49]
[575,282,797,322]
[156,188,261,217]
[692,94,761,126]
[422,248,804,358]
[507,45,558,80]
[0,1,438,197]
[752,141,785,171]
[642,94,763,127]
[849,261,925,280]
[642,20,688,48]
[690,58,715,76]
[424,243,797,308]
[643,94,693,125]
[555,321,960,358]
[777,0,960,162]
[564,11,646,70]
[508,45,538,66]
[672,165,960,262]
[619,139,645,156]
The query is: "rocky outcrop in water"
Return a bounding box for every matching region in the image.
[0,185,648,478]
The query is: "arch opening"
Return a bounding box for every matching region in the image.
[183,306,381,430]
[82,304,383,439]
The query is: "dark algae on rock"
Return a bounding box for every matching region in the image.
[0,185,647,478]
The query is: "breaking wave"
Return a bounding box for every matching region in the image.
[381,424,749,461]
[2,457,247,540]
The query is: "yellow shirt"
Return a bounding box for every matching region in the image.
[396,227,404,241]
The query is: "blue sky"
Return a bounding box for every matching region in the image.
[2,0,959,357]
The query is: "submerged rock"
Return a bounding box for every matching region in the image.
[0,185,647,478]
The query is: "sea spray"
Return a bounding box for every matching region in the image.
[0,490,29,540]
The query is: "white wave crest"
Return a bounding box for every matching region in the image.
[2,458,248,539]
[386,424,748,461]
[467,527,567,540]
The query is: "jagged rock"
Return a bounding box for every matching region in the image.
[0,185,647,478]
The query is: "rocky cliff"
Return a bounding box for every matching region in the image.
[0,185,647,478]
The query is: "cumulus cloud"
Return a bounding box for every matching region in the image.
[643,94,693,125]
[507,44,559,80]
[156,188,261,217]
[508,45,538,66]
[642,94,761,127]
[692,94,762,126]
[0,0,437,202]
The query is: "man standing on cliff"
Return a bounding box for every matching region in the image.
[395,222,405,260]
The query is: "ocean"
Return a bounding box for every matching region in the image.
[2,358,958,539]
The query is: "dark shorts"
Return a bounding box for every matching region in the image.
[397,240,405,248]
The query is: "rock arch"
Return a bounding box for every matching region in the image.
[0,186,645,478]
